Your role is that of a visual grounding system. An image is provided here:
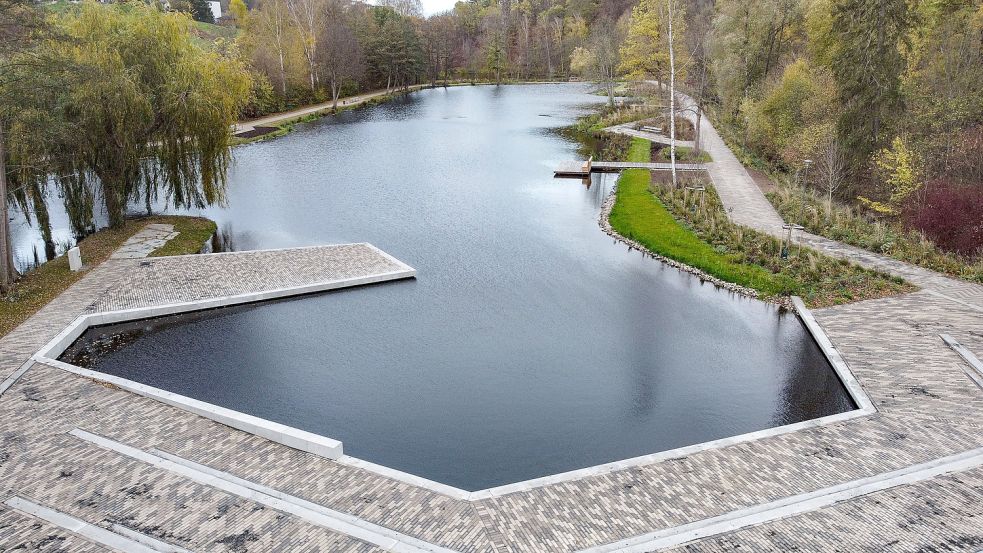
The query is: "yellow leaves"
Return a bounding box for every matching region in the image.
[743,58,839,166]
[569,46,594,76]
[618,0,687,80]
[857,196,898,215]
[873,136,922,209]
[230,0,248,25]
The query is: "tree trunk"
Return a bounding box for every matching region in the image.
[278,50,287,97]
[0,125,17,290]
[667,0,677,188]
[694,109,702,155]
[331,76,339,110]
[98,172,128,229]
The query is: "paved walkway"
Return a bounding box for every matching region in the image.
[616,86,983,311]
[604,123,696,149]
[0,107,981,550]
[109,224,180,260]
[235,85,428,134]
[0,245,980,551]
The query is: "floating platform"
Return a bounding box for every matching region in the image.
[554,160,706,177]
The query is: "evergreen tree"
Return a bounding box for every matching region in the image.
[190,0,215,24]
[830,0,910,165]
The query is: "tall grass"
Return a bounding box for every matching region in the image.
[768,183,983,283]
[608,138,912,307]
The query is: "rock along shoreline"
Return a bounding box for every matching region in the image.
[597,182,794,310]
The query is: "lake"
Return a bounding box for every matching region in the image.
[58,84,854,491]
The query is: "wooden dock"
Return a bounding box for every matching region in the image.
[554,160,706,177]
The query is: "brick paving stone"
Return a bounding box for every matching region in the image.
[665,466,983,552]
[0,505,111,552]
[0,222,981,551]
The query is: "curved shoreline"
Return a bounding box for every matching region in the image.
[597,181,794,310]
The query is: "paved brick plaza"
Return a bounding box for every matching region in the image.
[0,237,981,552]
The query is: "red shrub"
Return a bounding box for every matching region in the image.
[904,180,983,257]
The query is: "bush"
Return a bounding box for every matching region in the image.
[767,180,983,282]
[241,72,283,118]
[905,181,983,257]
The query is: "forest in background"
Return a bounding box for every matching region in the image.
[222,0,981,257]
[0,0,980,293]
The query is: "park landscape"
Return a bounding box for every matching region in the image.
[0,0,981,551]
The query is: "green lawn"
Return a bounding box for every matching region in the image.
[608,139,792,296]
[606,137,911,306]
[0,216,215,338]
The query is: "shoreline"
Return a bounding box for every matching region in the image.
[595,181,791,309]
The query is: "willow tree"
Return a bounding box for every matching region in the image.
[21,3,250,229]
[0,0,47,288]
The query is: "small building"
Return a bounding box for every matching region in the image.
[208,0,221,20]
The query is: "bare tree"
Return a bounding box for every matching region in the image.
[815,134,847,214]
[255,0,290,96]
[683,6,712,155]
[571,20,621,106]
[285,0,323,92]
[591,19,622,106]
[319,13,363,109]
[379,0,422,18]
[667,0,677,187]
[539,12,554,78]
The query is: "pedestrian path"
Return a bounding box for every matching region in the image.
[634,84,983,310]
[109,223,179,260]
[235,85,428,135]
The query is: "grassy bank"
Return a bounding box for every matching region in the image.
[608,137,912,307]
[0,215,216,338]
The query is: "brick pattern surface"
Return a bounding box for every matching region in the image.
[95,243,407,312]
[1,226,982,550]
[0,506,111,552]
[665,466,983,552]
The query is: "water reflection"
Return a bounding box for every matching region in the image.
[60,84,854,491]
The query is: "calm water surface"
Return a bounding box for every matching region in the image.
[62,84,854,491]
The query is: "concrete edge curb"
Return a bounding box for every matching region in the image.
[573,446,983,553]
[4,496,191,553]
[41,358,343,459]
[791,296,877,413]
[70,429,462,553]
[28,249,417,462]
[940,334,983,389]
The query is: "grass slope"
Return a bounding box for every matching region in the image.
[609,139,791,296]
[607,137,912,306]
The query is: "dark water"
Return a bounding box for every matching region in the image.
[61,84,854,491]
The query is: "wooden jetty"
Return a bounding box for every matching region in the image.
[554,160,706,177]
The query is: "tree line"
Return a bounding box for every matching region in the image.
[707,0,982,255]
[0,0,980,291]
[232,0,638,116]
